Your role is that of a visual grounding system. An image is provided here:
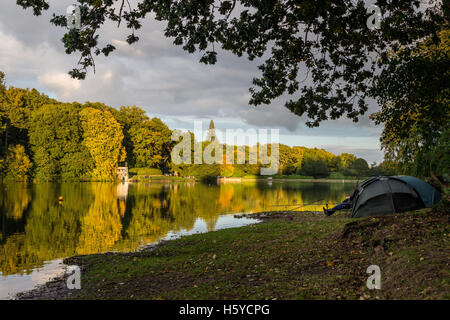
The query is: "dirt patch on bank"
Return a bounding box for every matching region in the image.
[334,199,449,299]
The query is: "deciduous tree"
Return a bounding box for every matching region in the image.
[79,107,126,180]
[30,103,93,181]
[371,30,450,178]
[130,117,173,171]
[4,144,32,181]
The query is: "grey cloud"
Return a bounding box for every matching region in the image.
[239,104,301,132]
[0,0,384,162]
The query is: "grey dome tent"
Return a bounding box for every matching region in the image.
[351,176,442,218]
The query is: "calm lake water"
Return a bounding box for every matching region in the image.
[0,181,355,299]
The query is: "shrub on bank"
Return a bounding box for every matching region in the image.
[329,172,345,179]
[272,174,314,179]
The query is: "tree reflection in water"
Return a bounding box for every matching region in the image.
[0,181,355,276]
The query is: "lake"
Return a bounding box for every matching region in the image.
[0,180,356,299]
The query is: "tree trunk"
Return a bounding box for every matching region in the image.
[4,124,7,154]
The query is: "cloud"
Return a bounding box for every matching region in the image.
[111,39,146,57]
[0,0,384,162]
[37,72,81,99]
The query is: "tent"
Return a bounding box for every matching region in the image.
[351,176,442,218]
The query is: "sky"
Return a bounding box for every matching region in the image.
[0,0,384,163]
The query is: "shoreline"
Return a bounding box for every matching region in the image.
[130,176,363,183]
[1,176,366,184]
[13,213,261,300]
[15,197,449,300]
[238,178,361,183]
[129,177,362,183]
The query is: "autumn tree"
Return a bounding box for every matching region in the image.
[278,144,305,175]
[0,87,53,154]
[79,107,126,180]
[129,117,173,171]
[371,30,450,179]
[300,158,329,179]
[0,87,29,154]
[4,144,32,181]
[112,105,150,167]
[29,103,93,181]
[0,73,179,181]
[337,153,357,171]
[291,146,305,168]
[346,158,369,177]
[219,153,234,177]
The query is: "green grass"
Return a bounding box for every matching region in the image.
[271,174,315,179]
[329,172,345,179]
[67,214,354,299]
[129,168,163,176]
[128,168,195,182]
[241,174,315,179]
[42,200,449,300]
[134,175,194,182]
[239,174,366,181]
[241,175,260,179]
[398,248,421,265]
[127,170,368,181]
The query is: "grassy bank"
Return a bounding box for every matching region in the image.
[128,175,195,182]
[128,169,194,182]
[223,174,367,182]
[128,175,361,183]
[127,169,367,183]
[19,198,449,300]
[239,177,362,183]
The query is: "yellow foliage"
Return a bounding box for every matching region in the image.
[79,108,126,180]
[5,144,32,181]
[77,184,123,254]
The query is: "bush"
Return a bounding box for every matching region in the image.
[342,168,359,177]
[229,166,250,177]
[350,158,369,176]
[329,172,345,179]
[175,164,220,179]
[4,145,32,181]
[368,166,382,176]
[300,158,329,178]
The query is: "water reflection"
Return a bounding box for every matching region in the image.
[0,181,356,277]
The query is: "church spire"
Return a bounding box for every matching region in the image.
[206,120,217,142]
